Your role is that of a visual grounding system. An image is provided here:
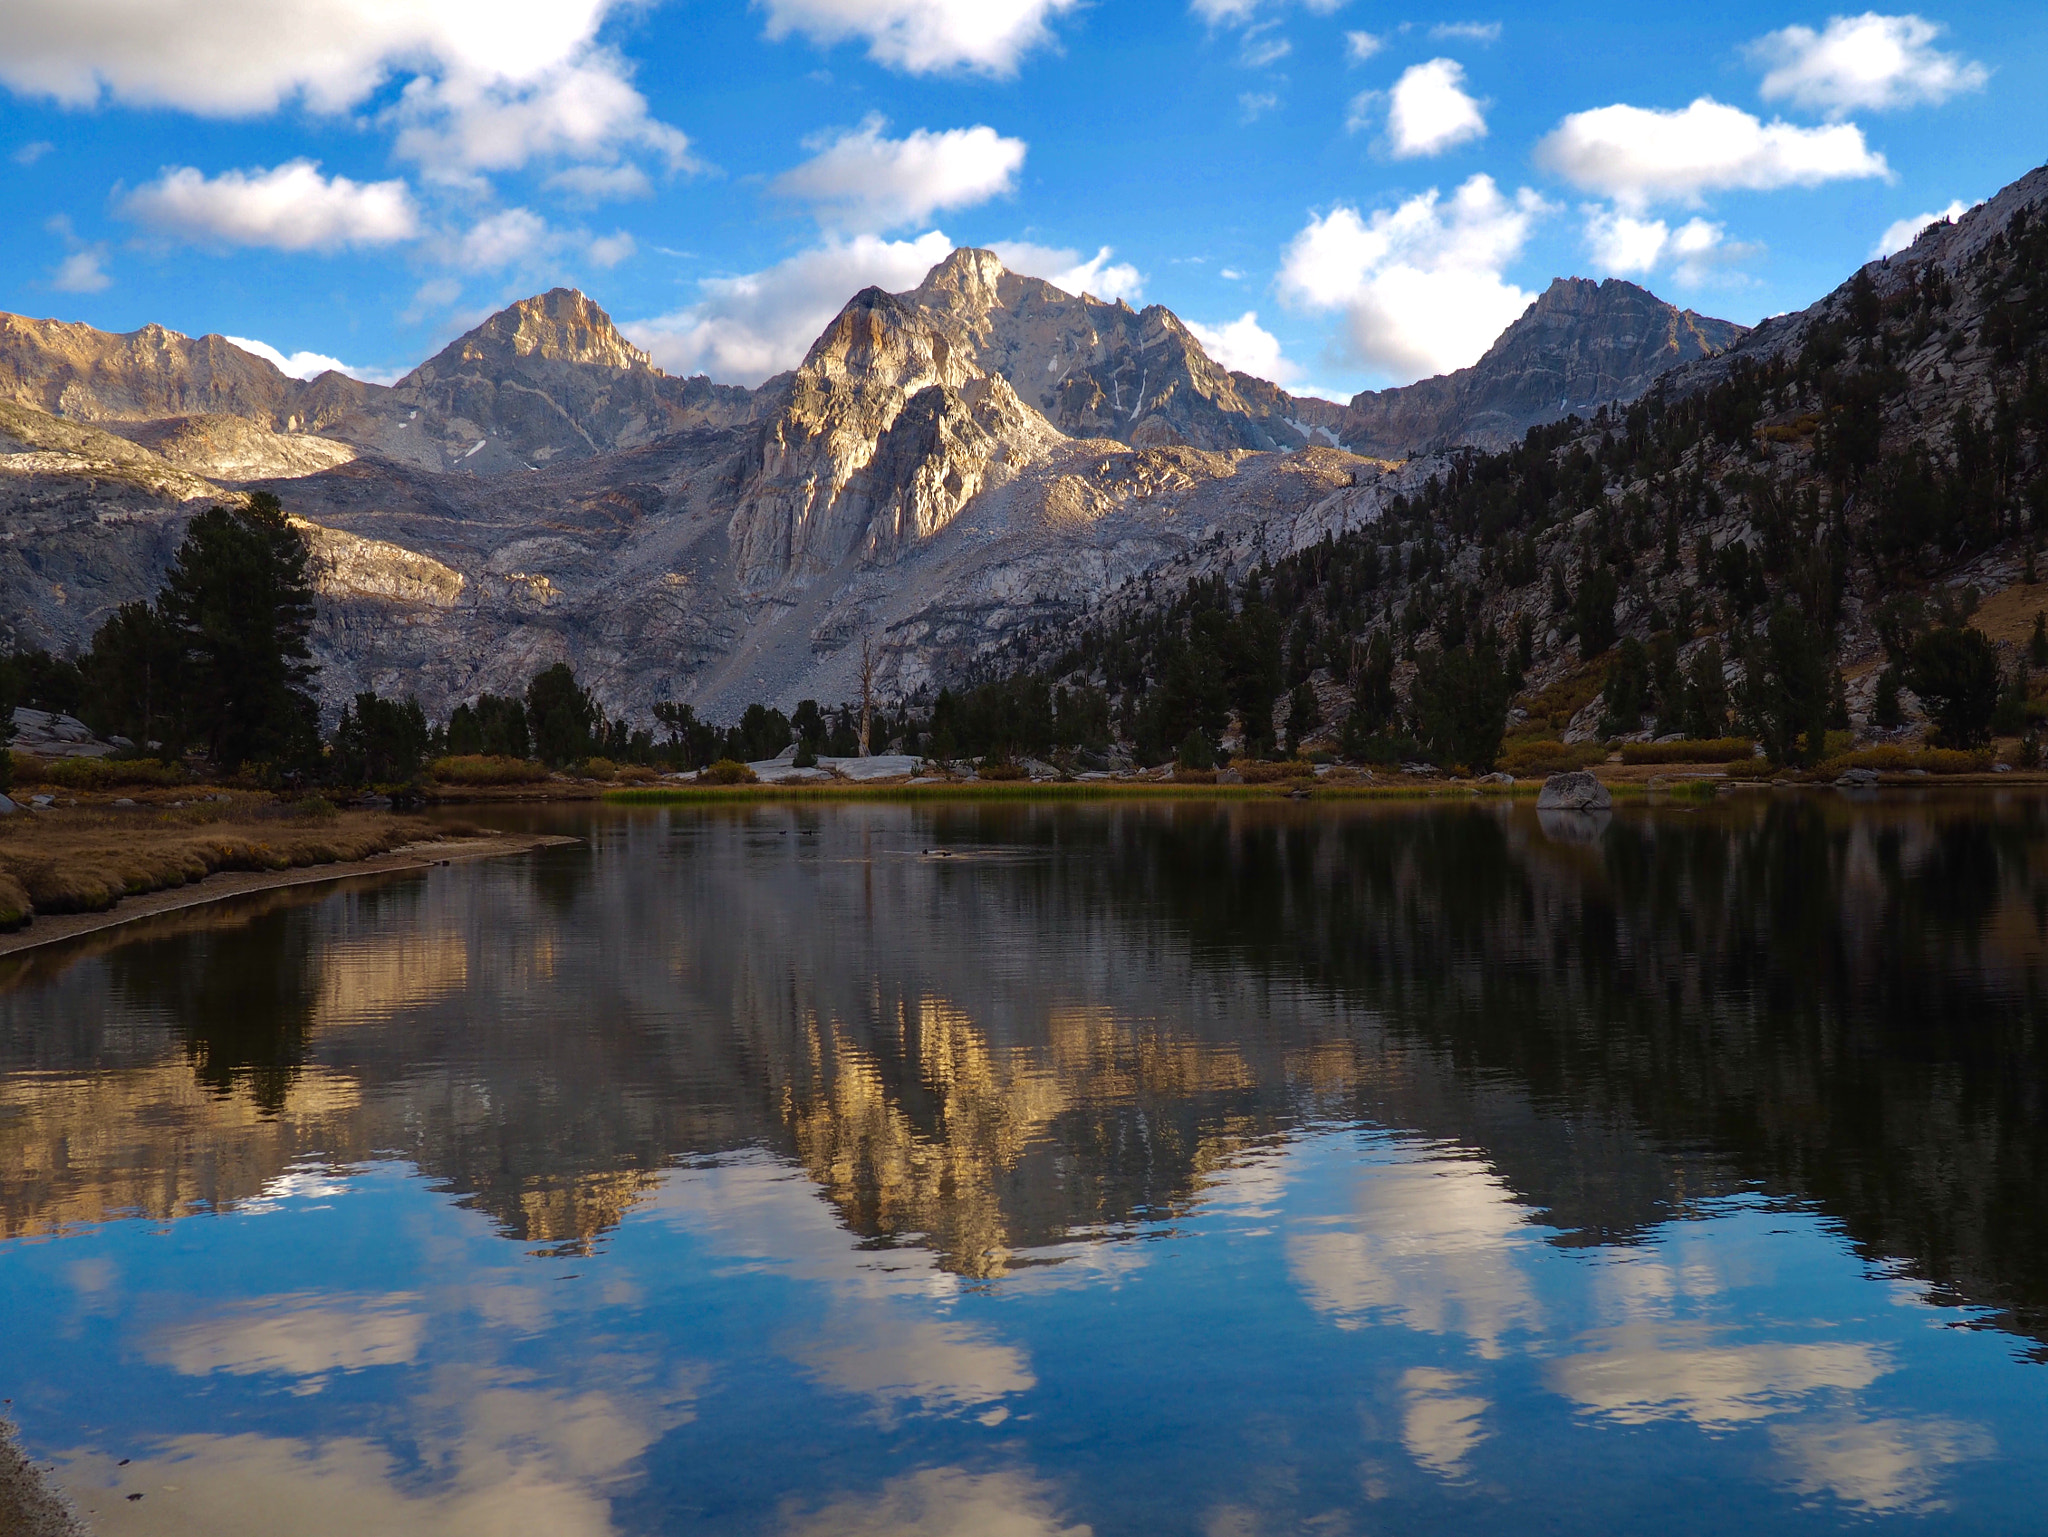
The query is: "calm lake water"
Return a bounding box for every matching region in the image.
[3,795,2048,1535]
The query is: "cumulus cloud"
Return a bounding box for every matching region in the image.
[224,335,405,384]
[52,247,111,293]
[390,52,694,186]
[1344,31,1384,62]
[1751,13,1987,119]
[1536,97,1888,209]
[1583,207,1747,285]
[773,118,1027,233]
[0,2,691,192]
[1873,198,1972,257]
[1184,311,1298,383]
[1279,173,1547,383]
[988,241,1143,301]
[1387,58,1487,157]
[121,160,419,252]
[0,0,615,115]
[758,0,1078,76]
[623,230,956,385]
[44,214,110,292]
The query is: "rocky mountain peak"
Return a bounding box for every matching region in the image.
[1335,276,1746,457]
[911,248,1009,314]
[414,287,653,382]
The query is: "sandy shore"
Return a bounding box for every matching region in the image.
[1,1423,84,1537]
[0,833,576,960]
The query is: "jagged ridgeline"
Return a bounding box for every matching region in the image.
[982,164,2048,768]
[1,230,1752,732]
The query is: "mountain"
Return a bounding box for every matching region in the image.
[996,162,2048,759]
[1335,277,1747,458]
[0,249,1748,724]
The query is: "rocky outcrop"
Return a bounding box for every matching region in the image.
[114,414,356,480]
[1338,278,1747,456]
[727,286,1059,591]
[0,313,302,425]
[899,248,1339,452]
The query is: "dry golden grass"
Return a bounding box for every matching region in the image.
[1237,759,1317,784]
[1619,738,1757,765]
[0,801,424,926]
[428,754,548,785]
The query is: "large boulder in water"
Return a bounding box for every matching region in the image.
[1537,770,1612,812]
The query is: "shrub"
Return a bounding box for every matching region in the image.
[428,754,547,785]
[701,758,758,785]
[1618,738,1758,765]
[28,756,190,790]
[1239,759,1316,784]
[1818,745,1993,775]
[614,764,658,784]
[978,759,1028,781]
[1499,738,1606,776]
[580,757,618,781]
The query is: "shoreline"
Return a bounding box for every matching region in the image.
[0,1423,82,1537]
[0,833,576,960]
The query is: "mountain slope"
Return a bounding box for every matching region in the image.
[1336,277,1747,458]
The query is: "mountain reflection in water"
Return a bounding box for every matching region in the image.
[1,796,2045,1534]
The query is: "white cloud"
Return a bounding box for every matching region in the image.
[44,214,110,292]
[1387,59,1487,158]
[1239,91,1281,123]
[0,0,619,116]
[0,3,690,192]
[1583,207,1744,284]
[121,160,419,252]
[457,207,551,267]
[1535,97,1888,209]
[1873,197,1972,257]
[758,0,1078,77]
[1279,173,1548,384]
[1239,25,1292,67]
[1751,13,1987,119]
[224,335,406,385]
[989,241,1144,302]
[390,52,694,185]
[52,246,111,293]
[773,118,1027,234]
[1430,21,1501,43]
[1185,311,1299,383]
[1344,31,1383,62]
[624,230,956,385]
[586,230,635,267]
[13,139,53,165]
[543,163,652,201]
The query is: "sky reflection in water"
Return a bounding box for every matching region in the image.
[2,796,2046,1534]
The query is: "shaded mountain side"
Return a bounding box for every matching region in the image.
[988,161,2048,772]
[1336,277,1747,458]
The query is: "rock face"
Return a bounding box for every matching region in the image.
[1536,771,1613,811]
[898,249,1345,451]
[1338,278,1747,457]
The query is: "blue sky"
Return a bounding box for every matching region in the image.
[3,2,2043,399]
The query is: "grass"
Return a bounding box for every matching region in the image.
[10,754,191,790]
[1816,745,1995,775]
[428,754,549,786]
[1618,738,1757,765]
[1499,739,1607,776]
[0,800,443,929]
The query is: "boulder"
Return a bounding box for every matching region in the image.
[1537,770,1612,812]
[1834,767,1881,788]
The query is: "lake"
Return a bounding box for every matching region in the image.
[3,794,2047,1535]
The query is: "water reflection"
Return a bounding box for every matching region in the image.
[1,796,2046,1533]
